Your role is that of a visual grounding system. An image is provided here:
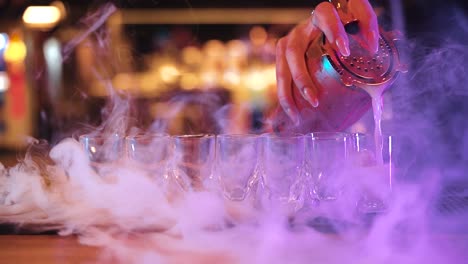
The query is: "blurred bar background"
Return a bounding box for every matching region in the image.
[0,1,381,151]
[0,0,466,155]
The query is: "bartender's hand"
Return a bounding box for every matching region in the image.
[276,0,379,126]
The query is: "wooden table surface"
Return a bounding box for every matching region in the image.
[0,235,101,264]
[1,231,468,264]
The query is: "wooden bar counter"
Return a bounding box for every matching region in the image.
[0,235,101,264]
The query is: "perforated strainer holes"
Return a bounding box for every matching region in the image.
[332,32,400,82]
[367,39,391,77]
[342,55,376,75]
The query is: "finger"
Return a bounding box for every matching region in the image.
[349,0,379,53]
[284,24,320,108]
[276,37,300,126]
[312,2,350,56]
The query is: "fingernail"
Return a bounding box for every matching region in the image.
[368,30,379,54]
[303,88,320,108]
[311,97,319,108]
[292,114,301,127]
[335,36,350,57]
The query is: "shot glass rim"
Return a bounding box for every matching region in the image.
[349,132,394,139]
[261,132,306,139]
[172,133,216,139]
[309,131,349,141]
[79,132,123,143]
[216,133,260,140]
[125,133,171,141]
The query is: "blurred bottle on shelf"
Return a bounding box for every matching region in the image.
[0,30,34,150]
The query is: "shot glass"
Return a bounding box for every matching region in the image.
[215,134,260,201]
[215,134,261,225]
[307,132,351,202]
[125,133,172,181]
[349,133,393,214]
[261,133,306,215]
[79,133,124,174]
[172,134,216,191]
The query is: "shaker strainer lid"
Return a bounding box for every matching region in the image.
[305,0,406,89]
[324,29,406,87]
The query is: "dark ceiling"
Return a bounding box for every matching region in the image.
[0,0,467,32]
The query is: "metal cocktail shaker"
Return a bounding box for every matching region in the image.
[273,0,406,133]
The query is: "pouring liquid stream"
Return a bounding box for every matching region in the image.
[361,86,385,165]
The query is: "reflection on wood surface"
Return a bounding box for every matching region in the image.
[0,235,100,264]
